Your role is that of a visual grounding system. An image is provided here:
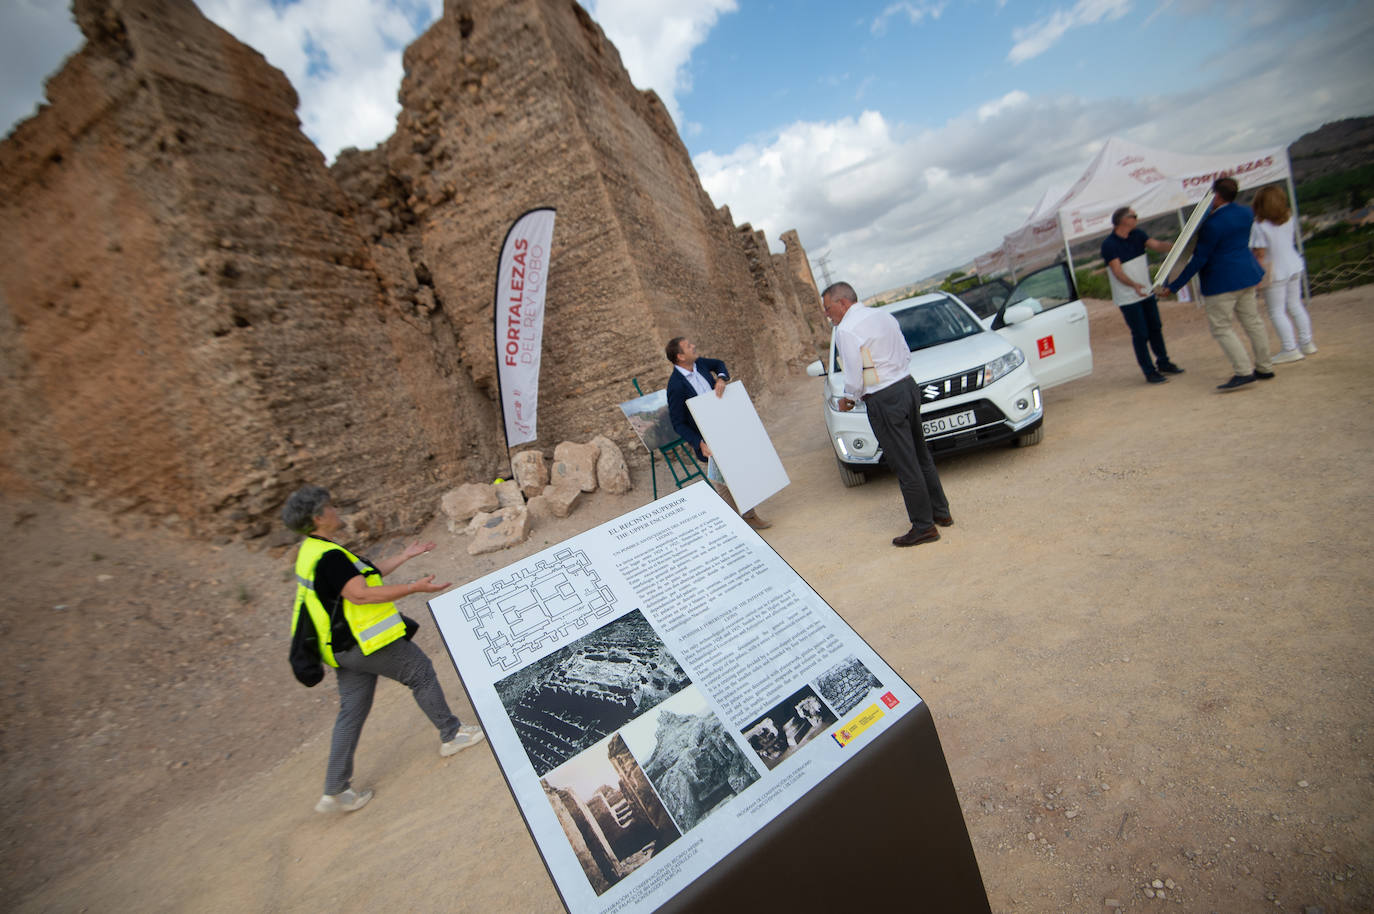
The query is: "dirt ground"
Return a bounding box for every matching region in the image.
[4,287,1372,913]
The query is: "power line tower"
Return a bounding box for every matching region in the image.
[813,252,834,289]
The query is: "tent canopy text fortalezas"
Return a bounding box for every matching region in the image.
[998,137,1290,275]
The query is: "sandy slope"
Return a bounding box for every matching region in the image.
[6,288,1372,912]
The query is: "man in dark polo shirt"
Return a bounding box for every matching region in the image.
[1101,206,1183,384]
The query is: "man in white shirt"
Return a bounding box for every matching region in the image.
[821,282,951,547]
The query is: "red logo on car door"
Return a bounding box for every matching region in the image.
[1037,335,1055,358]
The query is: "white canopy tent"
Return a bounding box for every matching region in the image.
[998,136,1294,278]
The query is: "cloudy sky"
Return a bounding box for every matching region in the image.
[4,0,1372,294]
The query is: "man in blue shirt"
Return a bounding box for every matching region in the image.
[1159,177,1272,391]
[1101,206,1183,384]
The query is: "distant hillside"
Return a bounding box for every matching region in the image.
[1290,115,1374,183]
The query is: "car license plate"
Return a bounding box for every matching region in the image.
[923,409,976,437]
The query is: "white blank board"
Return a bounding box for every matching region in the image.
[686,381,789,514]
[1153,194,1212,287]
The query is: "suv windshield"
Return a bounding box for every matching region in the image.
[829,295,982,371]
[890,296,982,351]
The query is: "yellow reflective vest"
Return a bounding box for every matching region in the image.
[291,536,406,666]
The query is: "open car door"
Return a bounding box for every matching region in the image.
[989,263,1092,389]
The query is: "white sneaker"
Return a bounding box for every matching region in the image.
[441,724,486,757]
[1300,341,1318,355]
[1271,348,1304,364]
[315,787,372,813]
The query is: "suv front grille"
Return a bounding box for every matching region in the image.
[924,399,1012,452]
[918,368,984,404]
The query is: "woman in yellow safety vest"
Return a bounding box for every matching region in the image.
[283,485,486,814]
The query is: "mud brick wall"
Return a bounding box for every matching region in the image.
[0,0,823,541]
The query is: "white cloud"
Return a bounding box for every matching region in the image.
[695,0,1374,297]
[1008,0,1131,64]
[870,1,946,35]
[977,89,1030,121]
[198,0,437,160]
[586,0,736,128]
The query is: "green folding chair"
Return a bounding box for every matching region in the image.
[632,379,706,499]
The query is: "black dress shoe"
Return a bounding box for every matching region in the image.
[1146,372,1168,384]
[1216,374,1256,391]
[1253,368,1275,380]
[893,525,940,547]
[1157,361,1184,374]
[933,515,954,527]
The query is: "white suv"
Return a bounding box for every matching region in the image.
[806,264,1092,487]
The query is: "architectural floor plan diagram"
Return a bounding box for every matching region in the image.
[456,548,618,671]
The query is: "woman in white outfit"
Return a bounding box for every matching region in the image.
[1249,185,1316,362]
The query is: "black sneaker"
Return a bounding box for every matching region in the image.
[1157,361,1184,374]
[1253,368,1275,380]
[1216,374,1256,391]
[1145,372,1168,384]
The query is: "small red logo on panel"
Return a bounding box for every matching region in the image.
[881,692,899,709]
[1037,336,1056,358]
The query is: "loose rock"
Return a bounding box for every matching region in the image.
[591,435,632,495]
[542,483,582,519]
[467,506,531,555]
[441,483,499,529]
[551,441,599,493]
[511,449,549,498]
[495,480,525,508]
[526,493,554,524]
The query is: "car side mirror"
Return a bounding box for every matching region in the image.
[806,359,827,377]
[1002,303,1035,325]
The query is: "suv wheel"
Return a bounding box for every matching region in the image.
[1013,425,1043,447]
[836,457,867,487]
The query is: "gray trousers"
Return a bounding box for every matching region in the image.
[865,376,951,530]
[324,637,460,795]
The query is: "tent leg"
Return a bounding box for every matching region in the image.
[1063,235,1075,292]
[1286,174,1313,305]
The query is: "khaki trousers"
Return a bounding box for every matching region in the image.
[1204,286,1272,376]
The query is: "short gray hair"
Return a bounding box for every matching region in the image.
[282,485,331,535]
[822,281,857,304]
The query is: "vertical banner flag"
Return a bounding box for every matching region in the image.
[493,207,556,448]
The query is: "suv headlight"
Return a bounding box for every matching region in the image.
[983,347,1025,385]
[826,393,865,413]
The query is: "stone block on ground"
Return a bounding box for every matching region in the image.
[467,506,530,555]
[542,483,582,518]
[551,441,599,492]
[495,480,526,508]
[526,493,554,524]
[511,450,549,498]
[442,483,499,530]
[591,435,632,494]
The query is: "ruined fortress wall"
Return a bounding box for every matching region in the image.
[0,0,823,541]
[348,0,824,444]
[0,0,496,537]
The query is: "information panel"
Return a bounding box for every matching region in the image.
[428,482,920,913]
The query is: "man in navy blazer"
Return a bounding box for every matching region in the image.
[665,337,770,529]
[1161,177,1273,391]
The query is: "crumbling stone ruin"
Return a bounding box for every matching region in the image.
[0,0,825,542]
